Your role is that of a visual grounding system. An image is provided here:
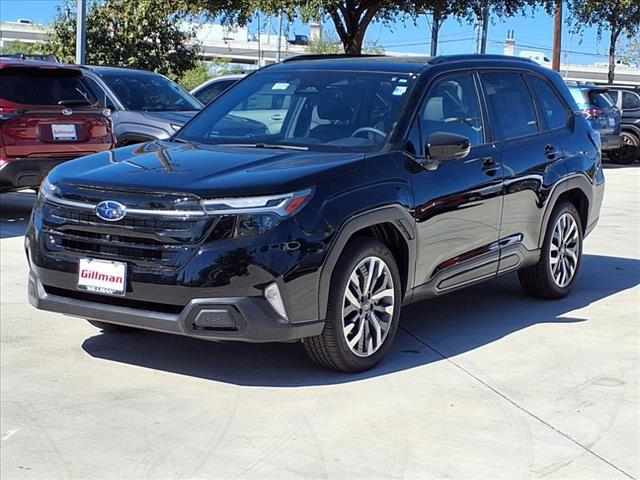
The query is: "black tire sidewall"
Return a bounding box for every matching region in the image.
[326,238,402,372]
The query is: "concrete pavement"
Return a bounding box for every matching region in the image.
[1,166,638,480]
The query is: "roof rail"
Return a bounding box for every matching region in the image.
[427,54,536,65]
[281,53,386,63]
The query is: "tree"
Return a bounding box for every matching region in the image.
[178,62,211,90]
[620,37,640,68]
[567,0,640,84]
[46,0,202,80]
[250,1,550,55]
[1,40,47,55]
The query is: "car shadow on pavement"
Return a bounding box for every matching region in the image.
[0,191,36,239]
[82,253,639,387]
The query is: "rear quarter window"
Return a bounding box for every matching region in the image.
[0,67,96,106]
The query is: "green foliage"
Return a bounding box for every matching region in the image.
[306,35,343,54]
[249,1,548,54]
[1,40,48,55]
[567,0,640,83]
[178,62,211,90]
[620,37,640,68]
[46,0,201,80]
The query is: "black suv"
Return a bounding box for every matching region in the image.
[606,85,640,164]
[27,55,604,372]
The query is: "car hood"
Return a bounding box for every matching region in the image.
[49,140,365,197]
[140,111,199,126]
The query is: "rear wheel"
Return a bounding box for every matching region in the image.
[608,131,640,165]
[86,320,138,333]
[518,201,583,299]
[303,238,402,372]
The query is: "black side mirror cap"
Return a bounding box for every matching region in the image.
[425,132,471,163]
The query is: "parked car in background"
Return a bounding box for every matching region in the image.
[80,66,202,146]
[605,85,640,164]
[0,60,113,192]
[190,74,244,105]
[28,54,604,372]
[567,82,622,156]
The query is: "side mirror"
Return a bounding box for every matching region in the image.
[425,132,471,162]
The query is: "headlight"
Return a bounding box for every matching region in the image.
[202,188,314,237]
[38,177,60,201]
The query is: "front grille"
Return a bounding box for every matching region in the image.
[42,200,230,266]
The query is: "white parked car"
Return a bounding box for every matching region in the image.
[190,74,244,105]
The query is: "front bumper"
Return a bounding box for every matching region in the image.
[600,134,622,151]
[28,271,324,342]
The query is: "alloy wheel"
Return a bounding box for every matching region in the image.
[549,213,580,288]
[342,256,395,357]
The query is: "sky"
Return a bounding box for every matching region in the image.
[0,0,621,65]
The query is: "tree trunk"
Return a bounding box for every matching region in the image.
[608,28,619,84]
[327,2,381,54]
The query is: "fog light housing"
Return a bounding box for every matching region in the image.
[264,283,288,320]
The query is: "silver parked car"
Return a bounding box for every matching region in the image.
[80,66,203,146]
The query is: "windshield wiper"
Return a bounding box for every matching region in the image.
[215,143,309,151]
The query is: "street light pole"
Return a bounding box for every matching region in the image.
[75,0,87,64]
[275,12,283,63]
[552,0,562,71]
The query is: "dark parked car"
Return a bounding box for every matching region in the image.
[27,54,604,372]
[79,66,202,146]
[0,60,114,192]
[606,85,640,164]
[567,83,622,154]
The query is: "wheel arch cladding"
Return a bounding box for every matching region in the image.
[538,177,592,248]
[317,206,416,320]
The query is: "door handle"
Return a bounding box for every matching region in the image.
[270,114,284,121]
[482,157,500,177]
[544,144,558,159]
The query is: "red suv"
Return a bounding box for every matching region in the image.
[0,60,114,192]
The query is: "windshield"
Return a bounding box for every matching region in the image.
[100,71,202,112]
[569,87,613,110]
[175,69,416,151]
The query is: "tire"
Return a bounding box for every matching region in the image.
[86,320,138,333]
[608,131,640,165]
[303,237,402,373]
[518,201,583,299]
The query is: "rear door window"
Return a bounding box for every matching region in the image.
[528,76,569,130]
[195,79,238,104]
[0,67,96,106]
[481,72,538,141]
[622,91,640,110]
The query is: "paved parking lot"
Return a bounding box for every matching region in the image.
[1,165,638,480]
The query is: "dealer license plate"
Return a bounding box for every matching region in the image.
[52,124,77,141]
[77,258,126,296]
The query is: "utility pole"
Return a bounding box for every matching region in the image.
[480,2,489,54]
[75,0,87,64]
[275,12,283,63]
[552,0,562,71]
[475,1,489,54]
[430,10,440,57]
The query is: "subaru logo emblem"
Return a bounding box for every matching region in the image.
[61,107,73,116]
[95,200,127,222]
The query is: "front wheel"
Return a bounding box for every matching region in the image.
[303,238,402,372]
[518,201,583,299]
